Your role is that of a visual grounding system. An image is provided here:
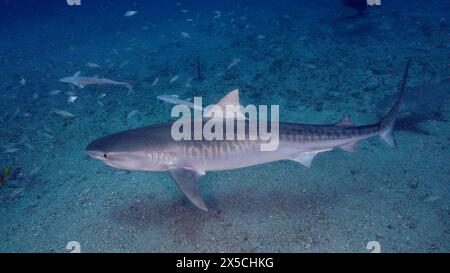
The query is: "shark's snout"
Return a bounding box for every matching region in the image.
[86,150,105,159]
[85,140,106,159]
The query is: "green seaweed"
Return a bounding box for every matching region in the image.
[0,165,11,187]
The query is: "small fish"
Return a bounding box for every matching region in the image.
[20,77,26,85]
[185,77,194,87]
[49,90,62,96]
[97,100,104,107]
[180,9,188,13]
[127,110,138,119]
[67,96,78,104]
[98,93,107,99]
[23,142,36,151]
[51,108,76,118]
[227,57,240,69]
[119,61,129,68]
[257,35,266,40]
[424,195,442,202]
[4,147,19,154]
[157,95,203,111]
[152,78,159,87]
[169,75,180,83]
[186,18,195,23]
[29,167,41,176]
[86,62,101,68]
[42,132,54,140]
[124,10,138,17]
[181,32,191,39]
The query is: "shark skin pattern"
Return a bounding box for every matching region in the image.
[86,60,411,211]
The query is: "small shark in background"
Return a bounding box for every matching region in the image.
[86,60,411,211]
[157,94,204,111]
[60,71,133,90]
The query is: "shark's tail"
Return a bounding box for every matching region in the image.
[124,82,133,91]
[378,59,411,148]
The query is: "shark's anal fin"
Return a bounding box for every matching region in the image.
[340,142,357,152]
[168,167,208,211]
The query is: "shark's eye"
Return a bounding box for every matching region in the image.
[103,153,108,158]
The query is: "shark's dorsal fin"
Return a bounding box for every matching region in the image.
[168,167,208,211]
[204,89,246,120]
[335,116,354,127]
[73,71,81,77]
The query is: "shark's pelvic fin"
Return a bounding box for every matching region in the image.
[205,89,246,120]
[292,152,319,168]
[168,167,208,211]
[291,148,333,168]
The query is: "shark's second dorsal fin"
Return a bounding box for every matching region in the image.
[204,89,246,120]
[74,71,81,77]
[335,117,354,127]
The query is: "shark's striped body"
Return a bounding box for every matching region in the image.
[86,60,411,211]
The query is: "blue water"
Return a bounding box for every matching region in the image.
[0,0,449,252]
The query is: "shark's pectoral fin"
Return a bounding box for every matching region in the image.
[167,167,208,211]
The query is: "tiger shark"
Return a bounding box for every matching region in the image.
[86,60,411,211]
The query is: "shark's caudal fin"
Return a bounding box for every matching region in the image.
[124,82,133,91]
[378,59,411,148]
